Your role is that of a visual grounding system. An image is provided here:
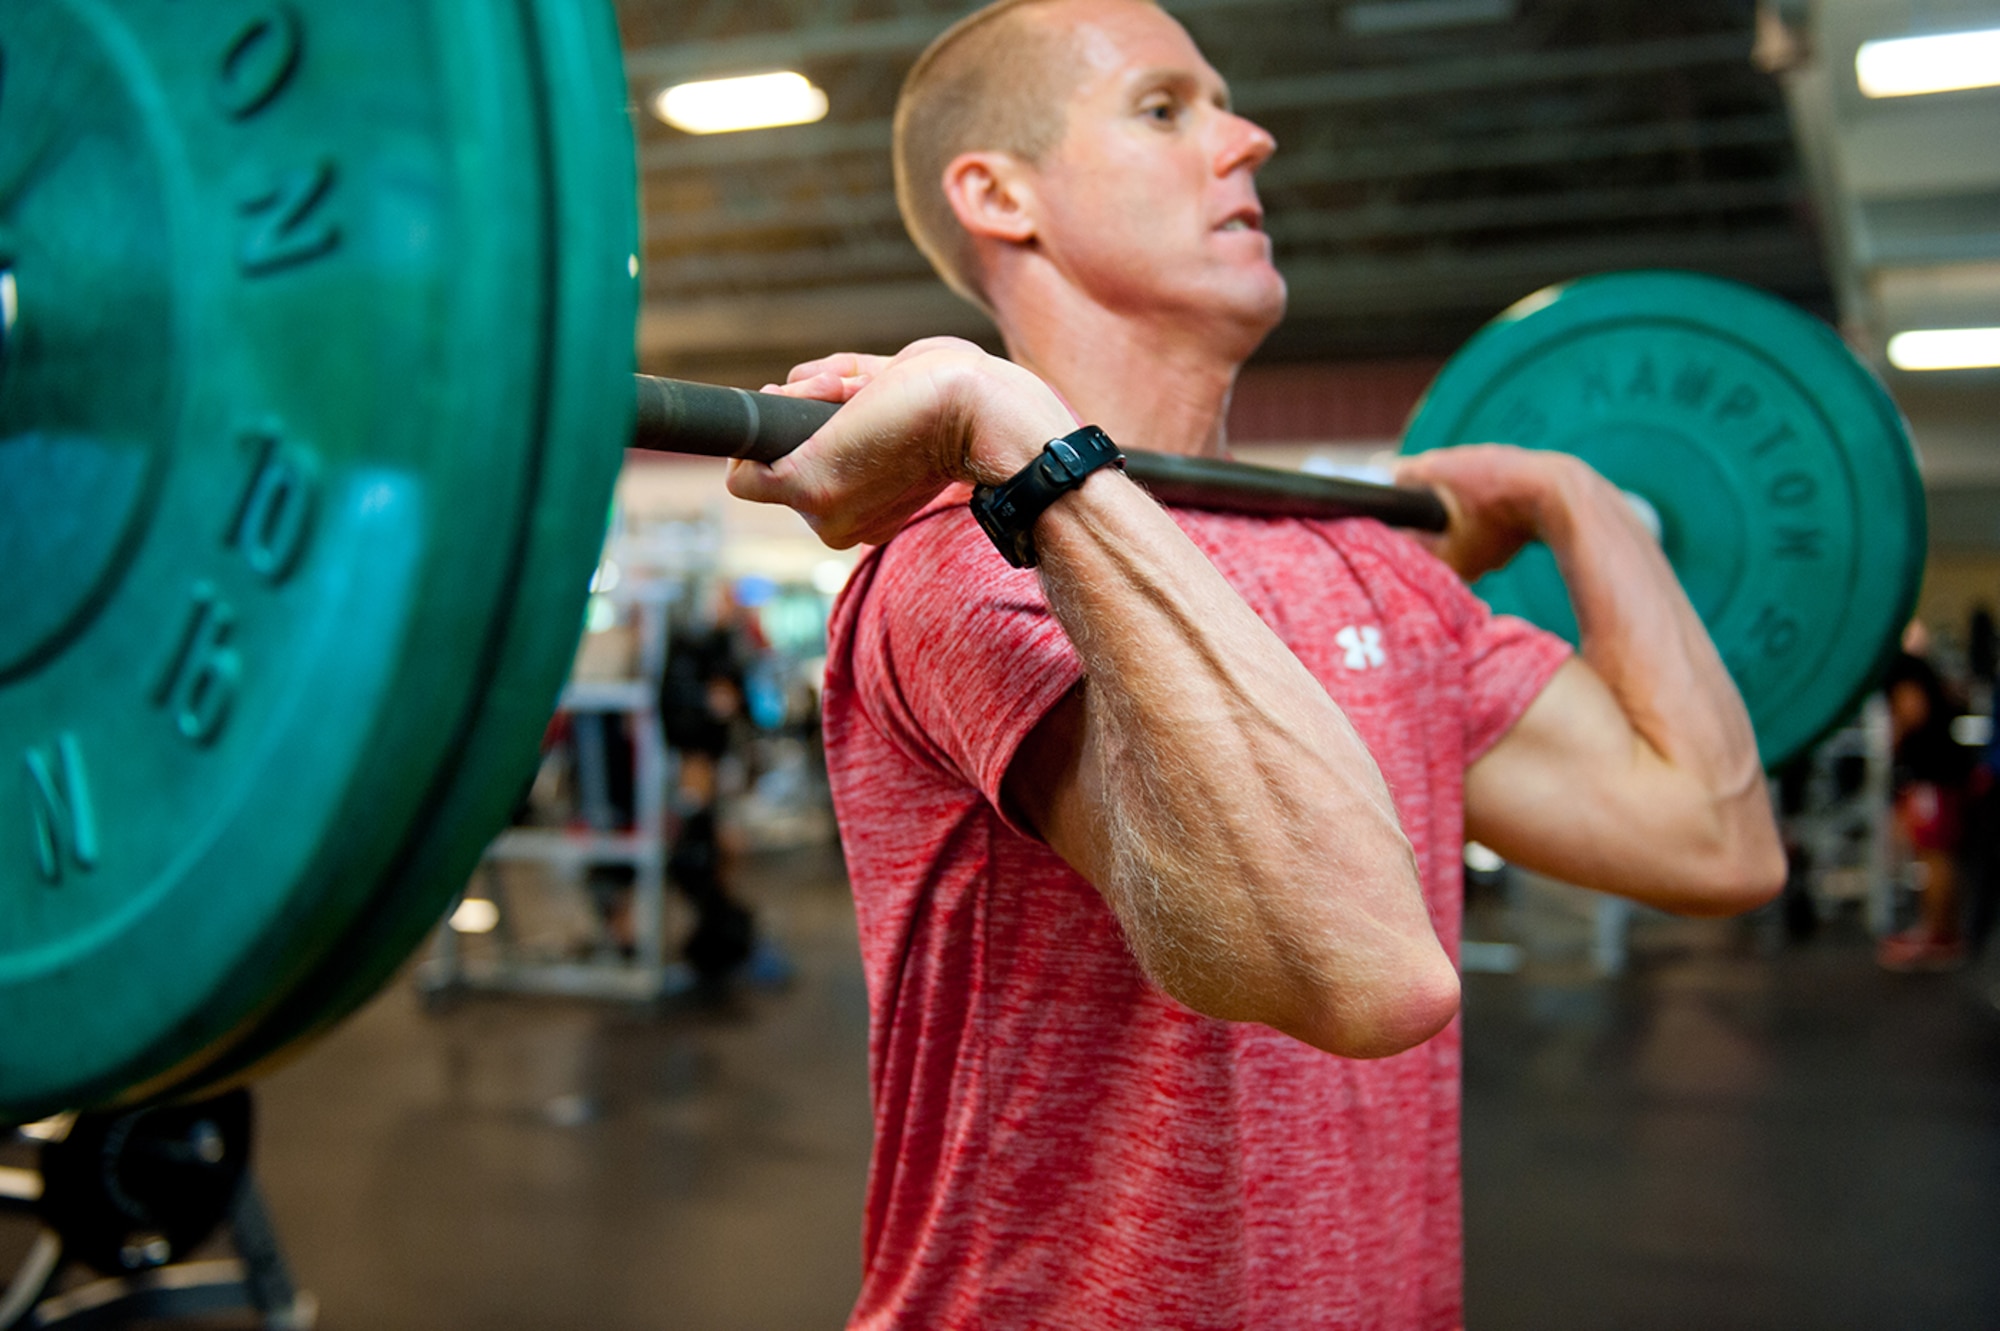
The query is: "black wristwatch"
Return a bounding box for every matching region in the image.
[970,425,1125,568]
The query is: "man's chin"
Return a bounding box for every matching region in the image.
[1218,269,1287,345]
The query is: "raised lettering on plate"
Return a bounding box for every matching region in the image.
[237,159,340,276]
[1748,602,1801,658]
[213,7,302,120]
[23,734,99,885]
[1768,471,1818,508]
[154,584,242,747]
[1713,384,1760,423]
[1774,526,1824,560]
[1671,363,1715,409]
[227,427,317,583]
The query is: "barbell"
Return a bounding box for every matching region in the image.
[0,0,1921,1123]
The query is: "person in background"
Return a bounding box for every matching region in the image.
[1877,624,1974,971]
[658,582,767,987]
[1960,603,1997,957]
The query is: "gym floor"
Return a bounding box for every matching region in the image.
[196,849,2000,1328]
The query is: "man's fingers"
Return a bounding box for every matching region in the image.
[786,353,858,383]
[726,454,828,510]
[1392,459,1462,529]
[890,335,981,365]
[787,351,891,384]
[764,370,847,402]
[725,447,868,547]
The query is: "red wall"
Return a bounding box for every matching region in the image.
[1227,359,1444,446]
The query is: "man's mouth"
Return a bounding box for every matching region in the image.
[1216,210,1263,233]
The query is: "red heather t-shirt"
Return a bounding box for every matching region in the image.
[823,489,1569,1331]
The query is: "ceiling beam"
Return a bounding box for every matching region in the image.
[648,240,931,295]
[626,24,1752,114]
[1279,227,1827,319]
[1259,112,1793,188]
[622,0,1316,88]
[645,194,907,247]
[641,174,1798,261]
[641,107,1791,180]
[1267,177,1801,245]
[1238,33,1752,111]
[642,119,894,174]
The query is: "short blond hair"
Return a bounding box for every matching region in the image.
[893,0,1093,313]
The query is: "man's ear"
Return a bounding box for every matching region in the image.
[942,150,1038,244]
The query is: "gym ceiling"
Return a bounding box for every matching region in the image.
[622,0,1827,385]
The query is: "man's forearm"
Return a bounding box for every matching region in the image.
[1022,469,1459,1058]
[1541,464,1761,794]
[1534,458,1783,900]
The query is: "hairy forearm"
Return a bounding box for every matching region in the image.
[1534,460,1783,905]
[1541,465,1753,787]
[1029,471,1458,1057]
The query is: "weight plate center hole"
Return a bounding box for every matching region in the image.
[0,3,184,683]
[1622,490,1663,544]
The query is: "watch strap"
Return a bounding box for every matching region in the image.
[970,425,1125,568]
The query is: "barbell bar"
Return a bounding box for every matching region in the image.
[630,374,1454,529]
[0,0,1921,1123]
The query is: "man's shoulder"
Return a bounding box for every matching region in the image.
[1175,509,1457,598]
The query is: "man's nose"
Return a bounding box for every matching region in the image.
[1215,112,1277,176]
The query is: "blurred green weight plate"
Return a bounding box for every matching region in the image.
[1402,271,1924,769]
[165,0,638,1098]
[0,0,629,1120]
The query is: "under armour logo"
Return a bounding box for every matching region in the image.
[1336,625,1386,670]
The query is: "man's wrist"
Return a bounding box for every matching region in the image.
[939,354,1079,486]
[1528,453,1620,552]
[971,426,1125,568]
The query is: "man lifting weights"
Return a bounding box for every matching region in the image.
[725,0,1786,1323]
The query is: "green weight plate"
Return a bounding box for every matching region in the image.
[1402,271,1924,769]
[161,0,637,1098]
[0,0,617,1120]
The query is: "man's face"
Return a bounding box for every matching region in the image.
[1020,0,1286,337]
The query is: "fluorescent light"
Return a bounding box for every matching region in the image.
[655,72,828,135]
[1856,28,2000,98]
[450,898,500,934]
[1887,327,2000,371]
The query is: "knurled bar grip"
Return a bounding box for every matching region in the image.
[631,374,1451,533]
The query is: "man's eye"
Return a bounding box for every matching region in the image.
[1143,99,1178,124]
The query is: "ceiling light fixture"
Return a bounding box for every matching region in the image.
[1855,27,2000,98]
[654,71,829,134]
[1887,327,2000,371]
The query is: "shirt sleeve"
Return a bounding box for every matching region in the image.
[1368,525,1573,764]
[844,499,1084,833]
[1457,605,1572,763]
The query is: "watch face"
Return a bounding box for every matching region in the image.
[972,427,1122,570]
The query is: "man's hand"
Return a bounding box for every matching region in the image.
[1392,444,1621,581]
[724,338,1076,549]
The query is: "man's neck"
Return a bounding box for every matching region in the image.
[994,287,1256,460]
